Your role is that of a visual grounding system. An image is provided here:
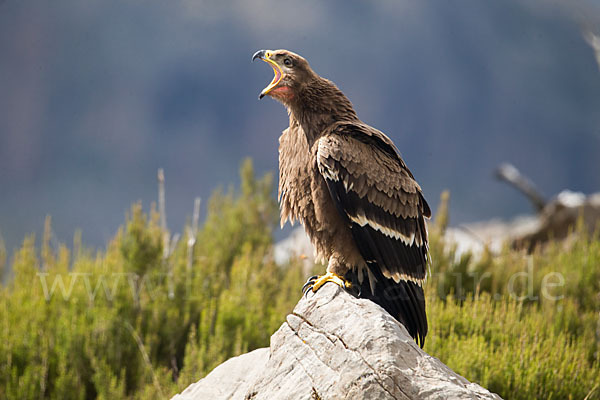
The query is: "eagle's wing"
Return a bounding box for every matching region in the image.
[317,121,430,283]
[317,121,430,345]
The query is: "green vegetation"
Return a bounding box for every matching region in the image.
[1,161,599,399]
[426,193,600,400]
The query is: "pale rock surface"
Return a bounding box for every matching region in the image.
[173,284,502,400]
[172,348,270,400]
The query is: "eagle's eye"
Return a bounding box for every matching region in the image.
[283,58,293,67]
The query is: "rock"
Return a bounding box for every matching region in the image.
[173,284,502,400]
[171,348,270,400]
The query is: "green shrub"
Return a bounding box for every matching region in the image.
[426,294,600,400]
[0,160,305,399]
[425,192,600,399]
[0,162,598,399]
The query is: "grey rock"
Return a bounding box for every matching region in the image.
[173,284,502,400]
[172,348,270,400]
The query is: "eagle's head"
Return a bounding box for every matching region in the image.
[252,49,315,104]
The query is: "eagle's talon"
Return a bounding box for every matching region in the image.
[301,272,352,295]
[302,275,319,295]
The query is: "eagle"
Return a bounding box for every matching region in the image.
[252,49,431,347]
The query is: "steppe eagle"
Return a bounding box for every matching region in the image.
[252,49,431,347]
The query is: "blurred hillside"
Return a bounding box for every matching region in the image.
[1,0,600,252]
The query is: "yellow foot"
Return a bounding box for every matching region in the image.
[302,272,352,295]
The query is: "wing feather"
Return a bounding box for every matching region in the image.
[317,123,430,285]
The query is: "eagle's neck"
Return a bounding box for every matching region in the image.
[289,77,358,145]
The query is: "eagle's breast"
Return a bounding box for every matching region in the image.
[278,117,365,268]
[278,119,313,229]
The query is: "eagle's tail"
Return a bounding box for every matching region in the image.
[346,267,428,348]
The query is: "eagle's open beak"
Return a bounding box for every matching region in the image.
[252,50,283,99]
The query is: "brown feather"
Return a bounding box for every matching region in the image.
[262,49,430,346]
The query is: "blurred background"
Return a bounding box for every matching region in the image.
[1,0,600,253]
